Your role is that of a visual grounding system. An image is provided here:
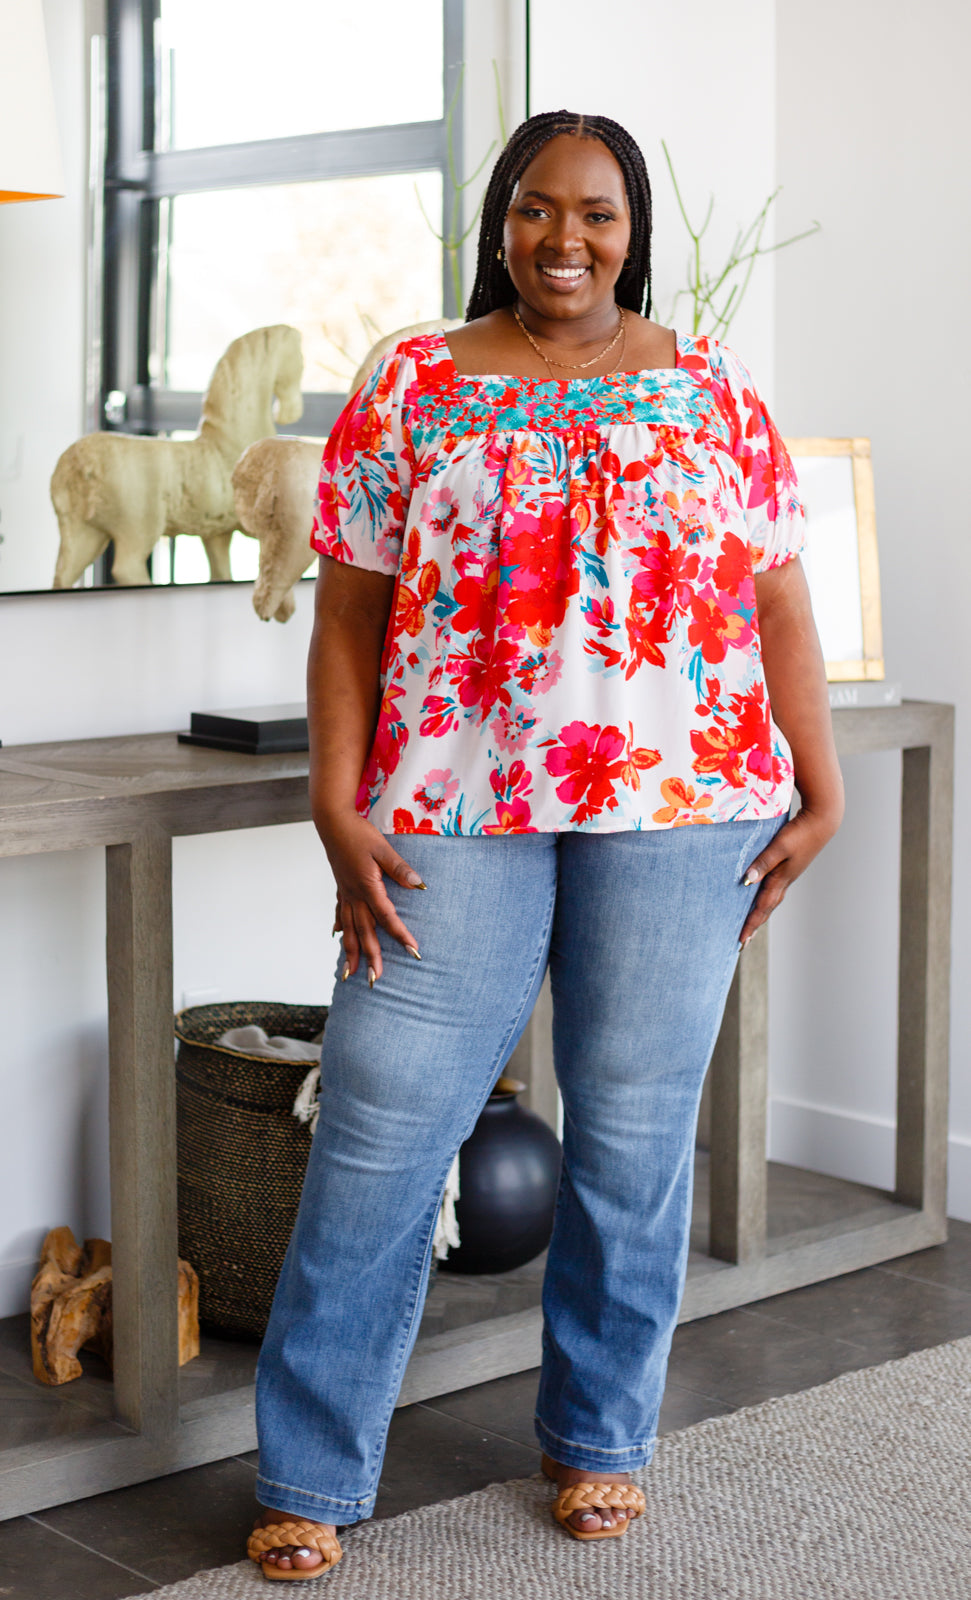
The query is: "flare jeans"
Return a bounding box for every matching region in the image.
[254,818,781,1523]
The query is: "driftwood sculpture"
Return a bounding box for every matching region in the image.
[30,1226,199,1386]
[50,325,304,589]
[234,318,462,622]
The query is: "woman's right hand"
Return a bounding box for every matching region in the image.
[317,810,425,984]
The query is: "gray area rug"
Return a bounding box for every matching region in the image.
[128,1336,971,1599]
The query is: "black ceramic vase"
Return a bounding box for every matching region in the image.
[441,1076,562,1275]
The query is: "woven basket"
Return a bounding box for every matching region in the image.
[175,1001,328,1338]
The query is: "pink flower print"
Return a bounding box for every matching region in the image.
[418,693,459,738]
[515,647,563,698]
[662,488,713,545]
[483,796,535,834]
[413,768,459,814]
[422,486,460,537]
[490,704,537,754]
[542,721,627,825]
[489,758,533,803]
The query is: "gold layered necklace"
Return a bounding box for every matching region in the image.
[513,304,626,380]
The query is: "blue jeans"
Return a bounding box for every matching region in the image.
[255,819,781,1523]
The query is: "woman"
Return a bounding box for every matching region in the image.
[247,110,843,1580]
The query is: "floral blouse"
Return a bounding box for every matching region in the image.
[310,331,804,835]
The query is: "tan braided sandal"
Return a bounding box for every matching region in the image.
[551,1480,647,1542]
[247,1518,343,1582]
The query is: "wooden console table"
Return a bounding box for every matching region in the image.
[0,700,953,1517]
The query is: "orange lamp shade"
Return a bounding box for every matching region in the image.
[0,0,63,203]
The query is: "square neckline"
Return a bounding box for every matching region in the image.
[434,328,692,387]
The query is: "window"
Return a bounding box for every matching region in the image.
[100,0,462,582]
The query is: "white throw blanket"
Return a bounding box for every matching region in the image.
[216,1027,461,1260]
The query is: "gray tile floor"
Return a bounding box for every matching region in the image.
[2,1219,970,1598]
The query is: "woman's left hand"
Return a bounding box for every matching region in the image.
[739,802,842,947]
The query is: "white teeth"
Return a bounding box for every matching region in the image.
[541,265,588,279]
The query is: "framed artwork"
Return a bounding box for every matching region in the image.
[784,437,884,682]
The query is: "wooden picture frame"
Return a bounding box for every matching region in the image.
[783,437,884,682]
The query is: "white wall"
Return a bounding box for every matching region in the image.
[0,2,337,1315]
[530,0,778,396]
[771,0,971,1217]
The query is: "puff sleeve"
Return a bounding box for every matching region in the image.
[310,345,414,574]
[718,346,805,574]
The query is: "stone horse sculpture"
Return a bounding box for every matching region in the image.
[50,325,304,588]
[233,318,461,623]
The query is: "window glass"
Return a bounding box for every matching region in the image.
[161,171,444,393]
[157,0,444,149]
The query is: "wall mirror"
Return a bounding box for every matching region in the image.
[0,0,462,597]
[784,437,885,682]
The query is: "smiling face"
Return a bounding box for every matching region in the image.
[502,133,631,323]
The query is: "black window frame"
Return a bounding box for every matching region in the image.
[101,0,464,444]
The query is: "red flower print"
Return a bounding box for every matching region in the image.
[625,602,670,675]
[418,694,460,738]
[489,758,533,803]
[451,568,498,636]
[630,533,701,617]
[451,635,519,719]
[689,723,747,788]
[502,501,580,643]
[687,595,747,664]
[392,808,436,835]
[543,721,627,825]
[713,532,752,597]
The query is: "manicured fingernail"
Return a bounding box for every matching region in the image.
[341,963,350,982]
[406,945,422,961]
[368,967,377,988]
[743,870,760,886]
[416,880,427,890]
[405,871,424,888]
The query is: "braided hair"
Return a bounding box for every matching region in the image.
[465,110,653,322]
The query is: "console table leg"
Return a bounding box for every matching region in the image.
[510,974,558,1133]
[708,935,769,1264]
[896,735,952,1223]
[106,830,179,1437]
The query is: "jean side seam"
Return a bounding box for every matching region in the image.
[360,1179,445,1500]
[459,862,558,1146]
[360,867,558,1497]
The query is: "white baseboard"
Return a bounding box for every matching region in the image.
[0,1255,39,1320]
[768,1096,971,1224]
